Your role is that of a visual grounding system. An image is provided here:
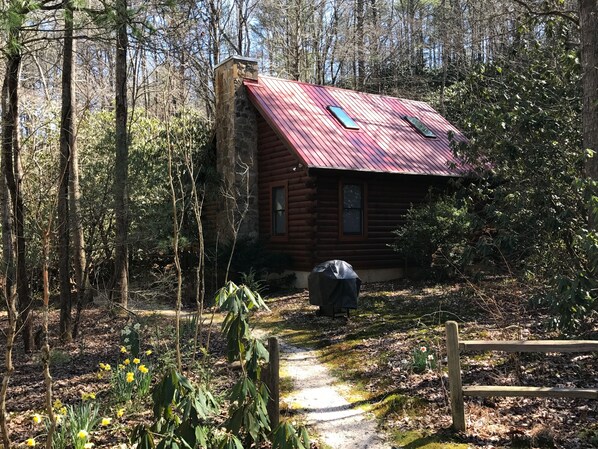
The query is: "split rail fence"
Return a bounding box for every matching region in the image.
[445,320,598,431]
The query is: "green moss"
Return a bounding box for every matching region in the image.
[373,394,426,419]
[391,430,469,449]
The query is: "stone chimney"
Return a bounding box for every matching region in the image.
[214,56,259,242]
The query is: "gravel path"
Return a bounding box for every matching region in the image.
[280,341,390,449]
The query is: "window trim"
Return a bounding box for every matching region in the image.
[338,180,368,240]
[403,115,437,138]
[270,181,289,242]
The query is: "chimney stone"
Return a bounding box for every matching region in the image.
[214,56,259,243]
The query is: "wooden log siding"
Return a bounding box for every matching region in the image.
[256,115,316,270]
[313,170,450,270]
[256,113,456,271]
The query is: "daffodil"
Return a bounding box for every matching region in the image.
[138,364,149,374]
[116,408,125,418]
[101,417,112,426]
[77,429,89,440]
[55,414,63,425]
[32,414,42,424]
[99,363,106,370]
[26,438,36,446]
[123,358,130,365]
[145,350,152,356]
[420,346,427,352]
[133,358,140,365]
[81,392,96,401]
[103,364,111,371]
[120,346,127,353]
[126,372,134,383]
[53,399,63,410]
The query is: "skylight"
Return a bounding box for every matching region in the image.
[403,116,436,138]
[327,106,359,130]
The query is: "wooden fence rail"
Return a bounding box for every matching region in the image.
[445,321,598,432]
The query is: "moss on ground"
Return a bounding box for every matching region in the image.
[391,430,468,449]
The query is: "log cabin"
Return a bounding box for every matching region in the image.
[212,56,467,287]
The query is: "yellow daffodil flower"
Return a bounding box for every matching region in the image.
[138,364,149,374]
[101,417,112,426]
[123,359,130,365]
[32,414,42,424]
[53,399,63,409]
[103,364,111,371]
[77,429,88,439]
[145,350,152,356]
[59,407,67,415]
[120,346,127,353]
[81,392,96,401]
[99,363,106,370]
[26,438,36,446]
[133,358,140,365]
[116,408,125,418]
[126,372,134,383]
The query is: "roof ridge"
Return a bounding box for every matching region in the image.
[254,75,429,105]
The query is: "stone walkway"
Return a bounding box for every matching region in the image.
[281,341,389,449]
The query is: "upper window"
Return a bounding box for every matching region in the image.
[327,106,359,130]
[271,185,287,237]
[403,116,436,138]
[342,183,364,235]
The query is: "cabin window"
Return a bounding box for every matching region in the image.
[271,184,287,237]
[342,183,364,235]
[403,115,436,138]
[327,106,359,130]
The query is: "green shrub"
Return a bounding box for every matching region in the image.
[132,281,310,449]
[392,195,476,277]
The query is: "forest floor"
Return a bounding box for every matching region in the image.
[254,278,598,449]
[3,278,598,448]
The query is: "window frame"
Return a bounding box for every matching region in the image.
[338,180,368,240]
[270,181,289,242]
[327,105,360,130]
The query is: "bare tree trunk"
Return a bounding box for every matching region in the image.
[112,0,130,307]
[356,0,365,89]
[3,52,33,352]
[580,0,598,183]
[58,2,74,342]
[42,231,56,449]
[0,71,16,449]
[167,127,183,372]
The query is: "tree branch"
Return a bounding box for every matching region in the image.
[512,0,579,25]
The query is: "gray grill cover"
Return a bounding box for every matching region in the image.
[308,260,361,312]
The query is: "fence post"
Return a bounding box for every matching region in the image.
[446,321,465,432]
[267,336,280,429]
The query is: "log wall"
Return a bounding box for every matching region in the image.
[256,114,454,272]
[256,115,316,270]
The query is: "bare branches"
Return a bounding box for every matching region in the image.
[512,0,579,25]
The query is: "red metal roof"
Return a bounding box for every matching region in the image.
[245,76,468,177]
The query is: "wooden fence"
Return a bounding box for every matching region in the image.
[445,320,598,431]
[263,336,280,428]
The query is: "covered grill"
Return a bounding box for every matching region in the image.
[308,260,361,317]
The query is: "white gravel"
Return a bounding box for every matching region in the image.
[280,341,390,449]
